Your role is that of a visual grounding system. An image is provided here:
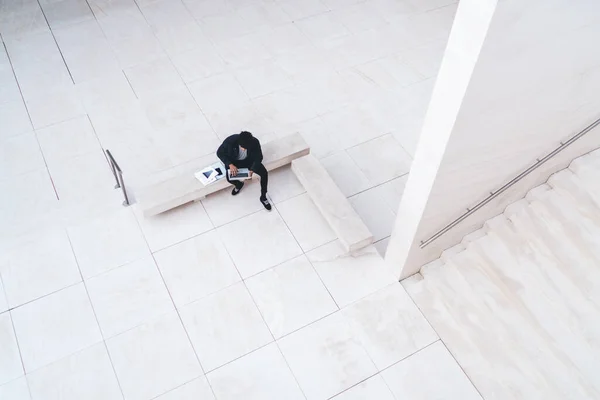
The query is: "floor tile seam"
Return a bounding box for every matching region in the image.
[206,205,267,230]
[241,275,276,341]
[14,225,396,384]
[333,51,398,82]
[385,52,431,83]
[27,109,87,134]
[128,0,220,145]
[5,303,27,389]
[273,340,309,400]
[266,283,416,346]
[301,251,340,310]
[271,307,339,343]
[329,45,392,75]
[233,72,298,103]
[64,246,151,283]
[178,0,285,49]
[439,339,485,400]
[3,279,83,313]
[316,283,440,386]
[65,226,127,400]
[232,208,290,344]
[347,172,409,204]
[309,250,399,311]
[417,1,460,17]
[239,222,337,341]
[343,130,398,153]
[165,236,333,311]
[280,6,334,24]
[396,278,443,353]
[140,0,257,134]
[326,340,444,400]
[204,339,275,375]
[15,337,112,383]
[32,128,60,201]
[97,279,338,378]
[332,6,386,39]
[123,59,189,102]
[241,60,336,101]
[131,209,209,376]
[268,201,341,309]
[84,113,113,170]
[0,35,61,201]
[141,218,215,255]
[333,280,399,315]
[121,69,139,99]
[147,373,207,400]
[375,339,441,384]
[180,71,222,142]
[0,166,55,188]
[0,375,33,397]
[0,37,35,134]
[34,0,75,84]
[151,239,333,311]
[395,52,441,81]
[88,304,184,346]
[325,370,381,400]
[0,127,33,141]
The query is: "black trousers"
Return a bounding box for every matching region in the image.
[226,159,268,197]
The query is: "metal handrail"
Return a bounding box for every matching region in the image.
[420,116,600,249]
[105,149,130,206]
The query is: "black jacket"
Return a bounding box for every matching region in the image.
[217,134,263,170]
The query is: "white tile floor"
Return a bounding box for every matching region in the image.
[0,0,484,399]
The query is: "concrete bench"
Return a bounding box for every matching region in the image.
[137,133,310,217]
[292,154,373,252]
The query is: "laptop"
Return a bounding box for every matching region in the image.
[227,168,251,181]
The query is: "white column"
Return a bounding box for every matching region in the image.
[386,0,498,279]
[386,0,600,279]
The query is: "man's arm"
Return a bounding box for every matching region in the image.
[216,143,232,167]
[217,135,237,168]
[250,139,264,171]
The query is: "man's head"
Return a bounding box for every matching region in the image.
[238,131,253,150]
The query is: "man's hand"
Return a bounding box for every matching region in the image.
[249,171,253,178]
[229,164,238,176]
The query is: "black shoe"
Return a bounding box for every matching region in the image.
[232,183,244,196]
[260,196,272,211]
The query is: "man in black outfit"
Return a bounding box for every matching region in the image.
[217,131,271,211]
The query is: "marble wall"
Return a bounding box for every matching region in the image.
[388,0,600,278]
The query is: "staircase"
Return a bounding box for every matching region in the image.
[402,149,600,400]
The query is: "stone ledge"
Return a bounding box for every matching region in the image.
[292,154,373,252]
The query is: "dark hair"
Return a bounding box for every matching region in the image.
[238,131,253,148]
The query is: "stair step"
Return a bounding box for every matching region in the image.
[478,219,600,384]
[446,253,581,398]
[526,201,600,306]
[548,170,600,213]
[525,183,552,202]
[570,149,600,174]
[461,228,486,246]
[467,235,600,397]
[568,153,600,207]
[541,190,600,260]
[403,265,510,398]
[440,243,465,262]
[420,258,445,278]
[504,198,530,219]
[483,214,508,232]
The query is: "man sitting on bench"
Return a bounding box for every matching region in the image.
[217,131,271,211]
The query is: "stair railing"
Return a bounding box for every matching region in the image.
[105,149,130,207]
[420,116,600,249]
